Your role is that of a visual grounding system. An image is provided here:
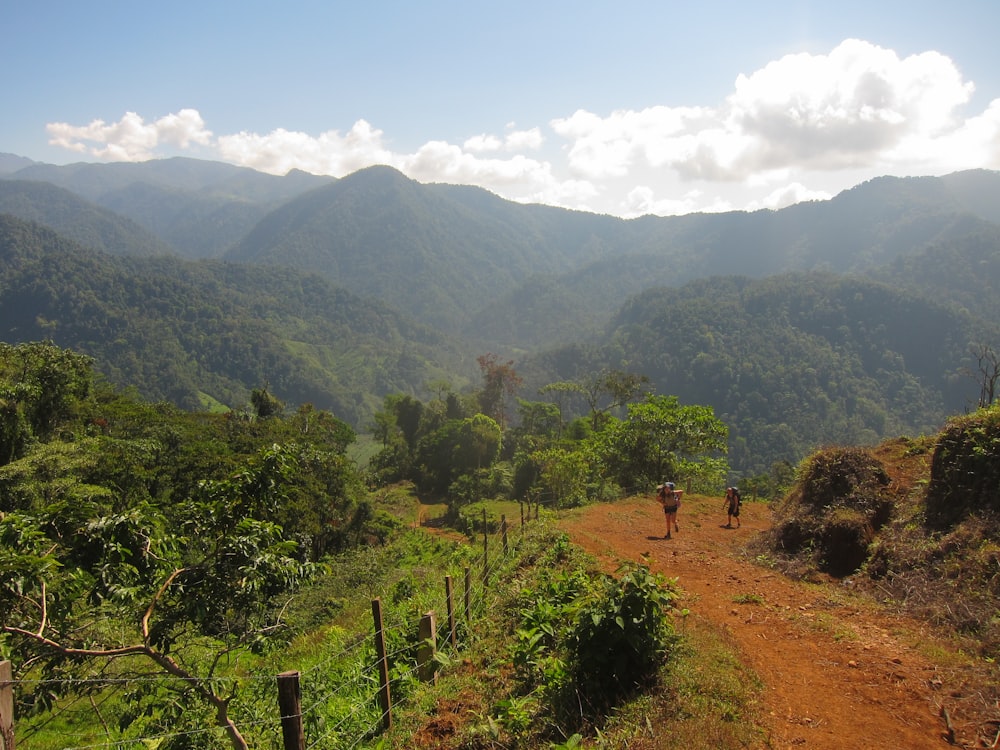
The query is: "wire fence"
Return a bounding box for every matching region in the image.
[1,508,544,750]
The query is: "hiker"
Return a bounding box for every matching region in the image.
[723,486,741,528]
[657,481,683,538]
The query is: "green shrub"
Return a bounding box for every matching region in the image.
[568,563,678,712]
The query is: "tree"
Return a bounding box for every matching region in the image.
[966,343,1000,409]
[0,341,94,464]
[512,398,562,450]
[531,446,589,508]
[580,370,650,430]
[250,384,283,419]
[593,394,729,490]
[0,444,313,750]
[415,414,501,495]
[538,380,585,437]
[477,353,522,430]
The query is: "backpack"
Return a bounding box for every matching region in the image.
[658,483,678,509]
[732,487,742,506]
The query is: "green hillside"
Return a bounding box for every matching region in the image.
[0,214,469,423]
[520,272,998,477]
[0,179,175,256]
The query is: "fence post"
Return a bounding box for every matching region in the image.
[445,575,457,647]
[501,514,509,556]
[417,612,438,684]
[482,509,489,585]
[371,598,392,731]
[0,660,13,750]
[276,671,305,750]
[464,566,472,623]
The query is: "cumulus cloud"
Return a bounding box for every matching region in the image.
[41,39,1000,217]
[722,39,975,174]
[746,182,833,212]
[463,126,543,153]
[552,39,988,186]
[215,120,397,175]
[46,109,211,161]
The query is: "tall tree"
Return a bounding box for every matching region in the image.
[581,370,650,430]
[477,353,522,431]
[593,394,729,490]
[967,343,1000,409]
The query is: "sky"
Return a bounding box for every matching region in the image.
[3,0,999,218]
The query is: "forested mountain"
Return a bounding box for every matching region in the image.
[0,214,467,423]
[221,166,998,344]
[8,155,332,205]
[2,152,1000,474]
[225,165,631,333]
[873,222,1000,321]
[0,179,175,256]
[518,271,998,476]
[4,156,333,258]
[4,153,1000,342]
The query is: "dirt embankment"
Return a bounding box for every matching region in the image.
[556,494,971,749]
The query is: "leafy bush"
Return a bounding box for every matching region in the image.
[510,560,678,736]
[568,563,677,711]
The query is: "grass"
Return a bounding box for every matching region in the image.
[593,615,765,750]
[375,518,765,750]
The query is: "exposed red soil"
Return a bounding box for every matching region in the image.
[555,494,978,749]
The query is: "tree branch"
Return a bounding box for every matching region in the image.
[141,567,188,642]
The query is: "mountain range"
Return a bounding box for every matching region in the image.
[2,152,999,475]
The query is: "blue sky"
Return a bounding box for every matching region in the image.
[3,0,999,216]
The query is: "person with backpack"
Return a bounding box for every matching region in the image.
[657,481,682,539]
[723,486,742,528]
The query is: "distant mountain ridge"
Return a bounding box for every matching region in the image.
[3,153,999,344]
[0,179,175,256]
[0,213,465,422]
[3,155,334,258]
[3,152,1000,474]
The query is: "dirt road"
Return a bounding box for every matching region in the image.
[556,493,956,749]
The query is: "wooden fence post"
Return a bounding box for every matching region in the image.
[482,509,489,585]
[417,612,438,684]
[501,514,509,556]
[445,575,457,647]
[276,671,305,750]
[0,660,13,750]
[371,598,392,730]
[464,566,472,623]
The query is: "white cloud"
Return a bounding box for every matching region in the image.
[41,39,1000,217]
[463,134,504,152]
[463,126,542,153]
[401,140,600,210]
[722,39,976,175]
[215,120,397,175]
[746,182,833,212]
[46,109,211,161]
[504,126,543,151]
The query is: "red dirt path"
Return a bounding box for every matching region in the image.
[555,493,964,749]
